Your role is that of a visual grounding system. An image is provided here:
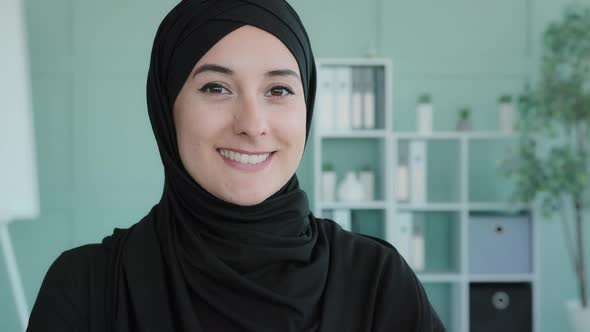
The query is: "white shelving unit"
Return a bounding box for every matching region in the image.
[313,58,539,332]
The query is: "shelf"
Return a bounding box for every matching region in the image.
[321,201,388,210]
[318,130,388,138]
[393,203,530,212]
[395,203,463,211]
[393,131,518,140]
[468,202,530,212]
[417,273,463,283]
[464,132,519,140]
[314,58,539,332]
[469,274,535,283]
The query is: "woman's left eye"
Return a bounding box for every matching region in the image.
[266,85,295,97]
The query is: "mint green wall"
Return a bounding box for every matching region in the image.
[1,1,589,331]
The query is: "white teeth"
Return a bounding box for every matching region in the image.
[239,153,248,164]
[218,149,271,165]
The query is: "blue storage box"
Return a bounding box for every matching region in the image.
[469,213,532,274]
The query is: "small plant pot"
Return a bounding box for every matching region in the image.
[457,107,472,131]
[457,119,472,131]
[417,103,433,133]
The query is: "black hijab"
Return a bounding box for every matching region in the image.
[104,1,327,331]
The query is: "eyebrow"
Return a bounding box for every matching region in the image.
[193,64,234,78]
[192,64,300,81]
[265,69,300,81]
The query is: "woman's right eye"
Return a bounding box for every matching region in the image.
[199,83,230,94]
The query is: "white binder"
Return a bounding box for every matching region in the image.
[317,66,335,132]
[334,67,352,130]
[351,68,363,129]
[362,68,375,129]
[389,212,413,264]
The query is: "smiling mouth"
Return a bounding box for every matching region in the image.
[217,148,275,165]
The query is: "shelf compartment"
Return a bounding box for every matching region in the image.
[468,138,517,203]
[388,211,461,274]
[423,282,462,332]
[315,64,388,132]
[396,139,461,204]
[322,138,386,202]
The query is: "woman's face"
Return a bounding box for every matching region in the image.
[173,25,307,206]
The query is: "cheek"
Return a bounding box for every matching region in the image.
[177,100,228,140]
[175,103,230,167]
[273,106,307,151]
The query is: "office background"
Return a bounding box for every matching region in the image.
[1,0,589,331]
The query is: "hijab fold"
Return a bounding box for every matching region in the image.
[103,0,326,331]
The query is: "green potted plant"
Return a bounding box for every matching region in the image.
[417,93,433,133]
[499,5,590,331]
[456,106,472,131]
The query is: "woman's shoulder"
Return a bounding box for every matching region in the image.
[54,242,106,265]
[27,228,131,331]
[27,244,103,331]
[46,226,131,274]
[34,240,113,297]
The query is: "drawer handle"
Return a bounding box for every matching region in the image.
[495,224,504,234]
[492,291,510,310]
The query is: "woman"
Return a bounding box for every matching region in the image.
[28,0,446,331]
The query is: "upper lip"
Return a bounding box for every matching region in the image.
[217,148,275,155]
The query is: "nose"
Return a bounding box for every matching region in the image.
[233,94,268,138]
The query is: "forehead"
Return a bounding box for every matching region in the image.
[193,25,301,76]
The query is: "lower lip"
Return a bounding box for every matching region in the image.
[219,150,274,171]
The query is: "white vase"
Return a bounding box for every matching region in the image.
[417,103,433,133]
[321,171,337,202]
[566,300,590,332]
[337,172,366,202]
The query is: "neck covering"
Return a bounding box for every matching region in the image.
[103,1,327,331]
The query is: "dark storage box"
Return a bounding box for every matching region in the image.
[470,282,532,332]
